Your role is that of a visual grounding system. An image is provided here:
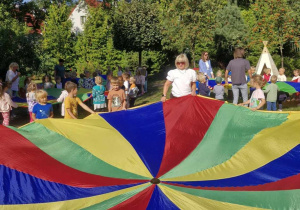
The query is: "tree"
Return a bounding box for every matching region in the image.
[75,4,116,73]
[214,1,248,64]
[0,1,39,78]
[247,0,299,68]
[41,1,76,73]
[160,0,227,67]
[113,0,162,66]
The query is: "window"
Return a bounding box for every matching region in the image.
[80,16,86,25]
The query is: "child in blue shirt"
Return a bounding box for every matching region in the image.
[32,90,53,120]
[92,76,106,112]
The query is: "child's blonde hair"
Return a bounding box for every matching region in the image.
[36,90,48,102]
[293,69,300,75]
[251,75,266,87]
[216,70,222,77]
[263,68,271,74]
[95,76,102,85]
[250,66,256,72]
[122,73,130,80]
[27,82,37,92]
[270,75,277,83]
[110,77,119,85]
[279,68,285,73]
[129,77,136,83]
[42,75,52,83]
[198,74,206,83]
[65,82,77,93]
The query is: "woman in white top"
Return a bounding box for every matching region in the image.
[161,54,197,102]
[5,62,20,97]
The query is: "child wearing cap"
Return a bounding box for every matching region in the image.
[213,77,224,100]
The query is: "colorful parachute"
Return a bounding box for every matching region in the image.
[1,96,300,209]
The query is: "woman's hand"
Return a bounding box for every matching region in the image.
[161,96,166,102]
[191,91,196,96]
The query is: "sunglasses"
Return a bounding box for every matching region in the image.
[204,54,208,56]
[177,62,185,65]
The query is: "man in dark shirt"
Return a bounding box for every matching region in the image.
[54,59,66,81]
[225,48,251,104]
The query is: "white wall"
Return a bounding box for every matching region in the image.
[69,1,89,34]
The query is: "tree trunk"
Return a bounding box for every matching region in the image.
[138,51,142,67]
[280,43,284,68]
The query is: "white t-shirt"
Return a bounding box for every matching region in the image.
[123,80,129,95]
[292,76,300,82]
[5,70,19,91]
[205,61,209,70]
[250,89,265,108]
[166,69,197,97]
[57,90,68,116]
[277,75,287,82]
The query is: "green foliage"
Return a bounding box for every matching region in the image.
[75,5,112,73]
[113,0,162,63]
[246,0,299,55]
[214,1,248,63]
[41,1,76,73]
[161,0,227,67]
[0,2,39,78]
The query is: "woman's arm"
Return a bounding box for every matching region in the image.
[161,80,172,102]
[191,82,196,96]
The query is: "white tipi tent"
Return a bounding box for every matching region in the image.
[256,41,279,76]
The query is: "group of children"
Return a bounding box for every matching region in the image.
[0,67,142,125]
[197,67,300,111]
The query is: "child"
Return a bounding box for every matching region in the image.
[198,74,210,97]
[26,82,38,122]
[42,75,53,89]
[55,76,63,89]
[70,71,78,86]
[24,76,32,92]
[128,77,139,107]
[277,68,287,82]
[263,75,279,111]
[57,81,71,117]
[106,74,112,91]
[78,73,85,88]
[239,75,266,111]
[292,69,300,82]
[107,77,126,112]
[216,70,222,78]
[213,76,224,100]
[247,66,256,82]
[118,76,125,90]
[83,70,95,89]
[32,90,53,120]
[0,82,18,126]
[262,68,271,82]
[64,82,95,119]
[122,73,130,107]
[135,69,145,95]
[92,76,106,112]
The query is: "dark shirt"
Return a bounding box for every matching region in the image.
[55,65,66,79]
[198,82,210,97]
[226,58,250,85]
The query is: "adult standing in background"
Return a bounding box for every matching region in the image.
[161,54,197,102]
[5,62,20,97]
[225,47,251,104]
[54,59,66,82]
[199,51,214,79]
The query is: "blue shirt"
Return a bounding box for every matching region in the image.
[199,59,213,78]
[32,103,53,119]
